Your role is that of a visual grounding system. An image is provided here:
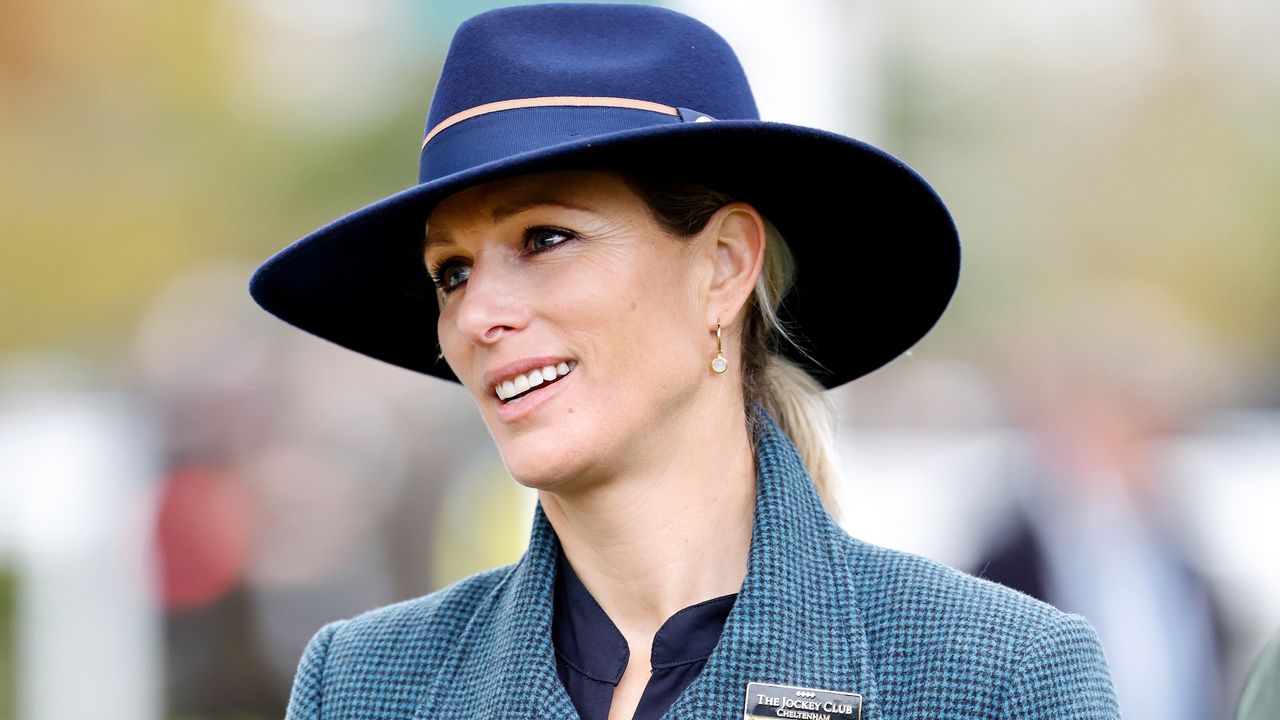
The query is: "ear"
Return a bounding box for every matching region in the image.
[699,202,767,329]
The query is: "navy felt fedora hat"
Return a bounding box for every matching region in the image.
[249,2,960,389]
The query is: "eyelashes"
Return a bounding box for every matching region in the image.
[526,226,574,253]
[428,259,469,294]
[427,226,577,294]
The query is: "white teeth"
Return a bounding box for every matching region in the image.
[493,361,577,401]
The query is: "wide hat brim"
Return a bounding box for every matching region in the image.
[249,119,960,389]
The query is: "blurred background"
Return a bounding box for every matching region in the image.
[1,0,1277,718]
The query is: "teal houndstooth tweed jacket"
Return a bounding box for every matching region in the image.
[285,407,1119,719]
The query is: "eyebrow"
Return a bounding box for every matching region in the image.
[422,198,597,255]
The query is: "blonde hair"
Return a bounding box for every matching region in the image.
[622,174,842,517]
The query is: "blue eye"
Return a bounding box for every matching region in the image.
[527,227,574,251]
[430,262,469,293]
[443,264,470,288]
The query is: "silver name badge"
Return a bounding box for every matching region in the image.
[743,682,862,720]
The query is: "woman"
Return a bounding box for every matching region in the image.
[250,4,1119,719]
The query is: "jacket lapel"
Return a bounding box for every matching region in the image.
[415,405,879,720]
[412,506,579,720]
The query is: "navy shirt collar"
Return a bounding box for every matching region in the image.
[552,543,737,683]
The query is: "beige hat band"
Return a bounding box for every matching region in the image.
[422,96,687,148]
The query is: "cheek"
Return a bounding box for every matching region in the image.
[554,244,702,380]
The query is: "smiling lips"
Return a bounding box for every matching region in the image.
[494,361,577,402]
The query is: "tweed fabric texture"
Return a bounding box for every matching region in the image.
[285,406,1118,719]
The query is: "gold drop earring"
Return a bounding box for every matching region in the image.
[711,321,728,374]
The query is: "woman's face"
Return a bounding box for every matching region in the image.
[424,170,717,492]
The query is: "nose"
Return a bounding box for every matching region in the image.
[451,257,530,346]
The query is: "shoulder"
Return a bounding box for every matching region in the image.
[329,563,512,654]
[284,565,513,720]
[836,532,1119,719]
[842,530,1062,639]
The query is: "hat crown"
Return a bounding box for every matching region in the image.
[425,2,760,136]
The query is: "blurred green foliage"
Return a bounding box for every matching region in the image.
[876,3,1280,394]
[0,568,13,720]
[0,2,436,358]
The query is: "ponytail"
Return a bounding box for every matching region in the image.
[741,217,842,518]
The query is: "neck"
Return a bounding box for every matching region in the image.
[538,398,756,645]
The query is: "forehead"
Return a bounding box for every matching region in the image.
[424,170,643,249]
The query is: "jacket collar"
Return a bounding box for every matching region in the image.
[415,404,880,719]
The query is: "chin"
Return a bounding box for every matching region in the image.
[493,422,600,492]
[501,448,583,491]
